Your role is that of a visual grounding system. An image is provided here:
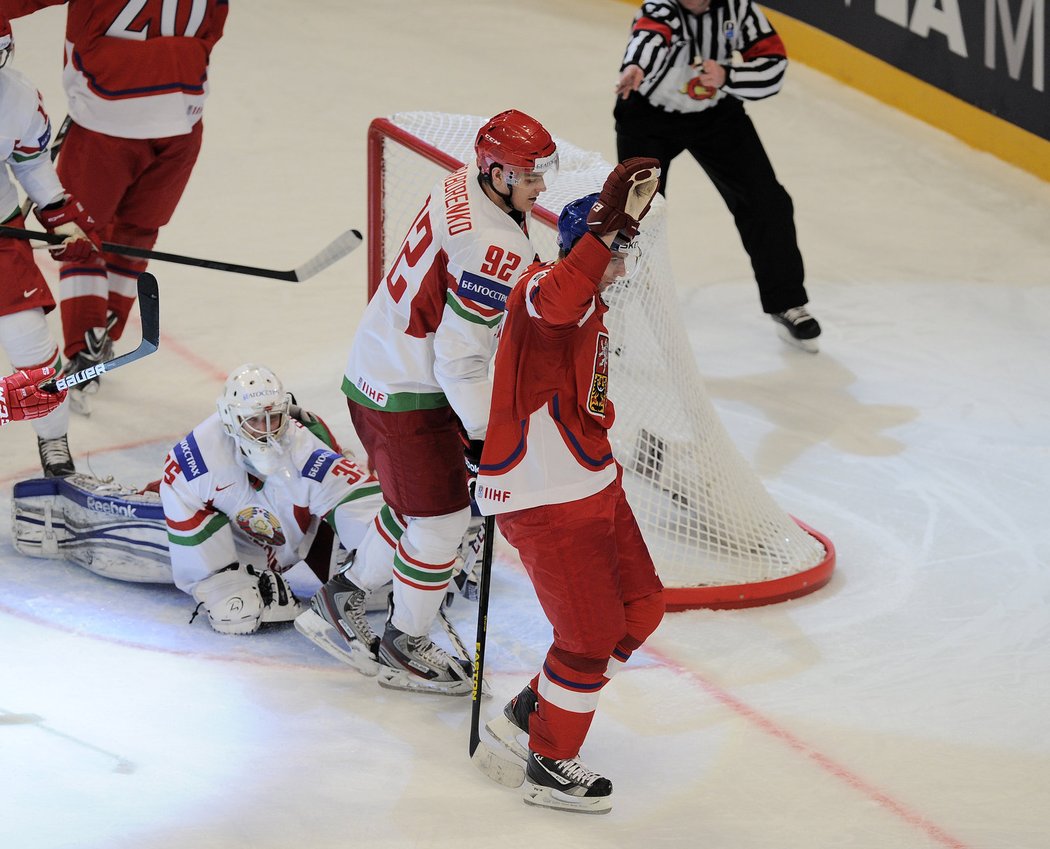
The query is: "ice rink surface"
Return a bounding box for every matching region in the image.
[2,2,1049,848]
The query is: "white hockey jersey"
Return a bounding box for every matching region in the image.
[342,163,537,440]
[159,413,384,593]
[0,68,64,218]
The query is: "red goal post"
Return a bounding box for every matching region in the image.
[367,113,835,610]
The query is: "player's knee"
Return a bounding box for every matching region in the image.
[625,589,665,646]
[404,507,472,556]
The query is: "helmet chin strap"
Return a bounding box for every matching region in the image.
[479,168,520,213]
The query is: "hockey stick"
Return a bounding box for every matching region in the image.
[48,272,160,392]
[0,226,363,283]
[468,516,526,788]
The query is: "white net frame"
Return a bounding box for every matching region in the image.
[367,112,834,610]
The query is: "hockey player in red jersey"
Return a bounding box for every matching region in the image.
[1,14,98,471]
[297,110,559,695]
[476,161,666,814]
[1,0,228,414]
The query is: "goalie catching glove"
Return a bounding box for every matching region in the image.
[34,193,101,263]
[191,563,303,635]
[586,157,661,241]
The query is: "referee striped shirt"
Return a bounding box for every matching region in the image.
[620,0,787,113]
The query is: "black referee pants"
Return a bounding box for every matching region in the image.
[615,95,807,315]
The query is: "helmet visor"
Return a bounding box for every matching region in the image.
[503,150,559,189]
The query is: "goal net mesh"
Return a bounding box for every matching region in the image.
[368,112,834,609]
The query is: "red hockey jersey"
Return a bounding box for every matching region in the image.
[476,233,618,515]
[2,0,228,138]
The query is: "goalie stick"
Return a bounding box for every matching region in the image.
[47,272,160,393]
[468,515,526,788]
[0,226,363,283]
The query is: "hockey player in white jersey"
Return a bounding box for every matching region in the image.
[299,109,558,694]
[0,15,100,475]
[160,364,385,648]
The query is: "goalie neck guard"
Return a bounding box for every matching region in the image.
[217,364,292,477]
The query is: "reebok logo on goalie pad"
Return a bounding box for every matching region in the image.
[86,495,138,518]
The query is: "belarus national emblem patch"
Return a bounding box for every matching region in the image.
[235,506,286,546]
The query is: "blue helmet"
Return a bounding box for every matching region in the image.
[556,193,599,253]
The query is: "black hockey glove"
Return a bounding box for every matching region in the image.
[463,439,484,499]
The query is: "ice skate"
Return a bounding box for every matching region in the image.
[62,315,117,416]
[485,684,537,760]
[771,306,821,353]
[294,570,380,675]
[376,618,472,696]
[523,751,613,815]
[37,435,75,478]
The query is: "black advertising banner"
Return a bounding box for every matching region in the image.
[763,0,1049,141]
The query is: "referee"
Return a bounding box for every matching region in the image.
[614,0,821,352]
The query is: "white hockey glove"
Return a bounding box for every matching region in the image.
[192,563,302,635]
[447,515,485,606]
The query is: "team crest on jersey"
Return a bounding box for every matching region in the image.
[457,271,511,311]
[587,332,610,417]
[235,506,286,547]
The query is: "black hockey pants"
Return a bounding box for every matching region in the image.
[614,94,808,315]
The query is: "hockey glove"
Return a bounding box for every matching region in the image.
[587,157,661,239]
[463,438,484,499]
[0,367,66,426]
[35,194,101,263]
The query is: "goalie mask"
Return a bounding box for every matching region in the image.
[217,364,292,477]
[0,16,13,70]
[475,109,559,188]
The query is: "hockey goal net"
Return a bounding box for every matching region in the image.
[367,112,835,611]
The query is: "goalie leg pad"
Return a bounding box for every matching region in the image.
[12,474,172,583]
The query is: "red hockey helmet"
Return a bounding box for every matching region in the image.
[0,16,13,70]
[475,109,558,186]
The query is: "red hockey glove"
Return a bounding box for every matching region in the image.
[587,157,661,238]
[0,367,66,426]
[35,194,101,263]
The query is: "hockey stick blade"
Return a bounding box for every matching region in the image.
[0,226,362,283]
[292,228,363,282]
[471,742,526,788]
[50,273,160,392]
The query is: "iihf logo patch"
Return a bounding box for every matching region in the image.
[587,332,610,417]
[235,506,286,547]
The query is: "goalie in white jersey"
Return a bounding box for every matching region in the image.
[300,110,558,694]
[12,364,387,644]
[160,364,385,639]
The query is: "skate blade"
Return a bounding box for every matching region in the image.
[471,743,526,788]
[294,609,378,676]
[484,714,529,761]
[522,782,612,815]
[375,665,472,696]
[775,324,820,353]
